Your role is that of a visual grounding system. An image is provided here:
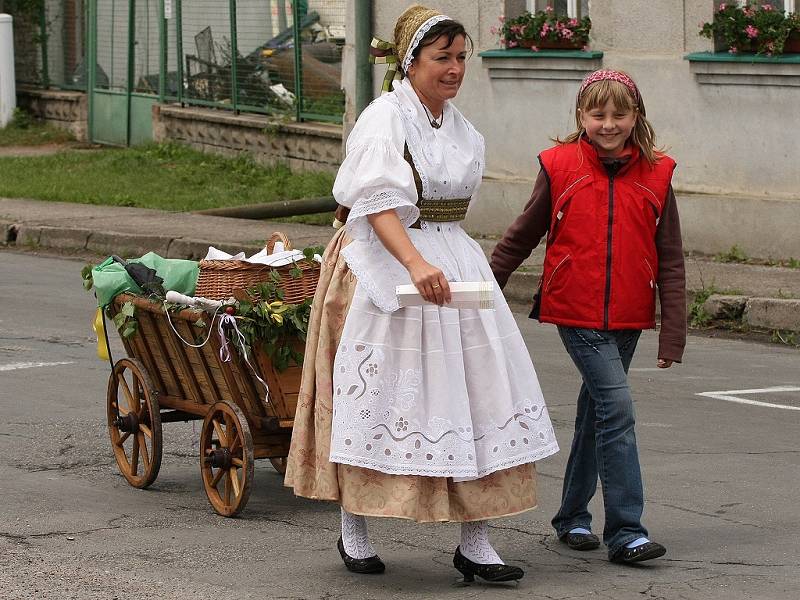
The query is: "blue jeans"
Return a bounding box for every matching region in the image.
[551,327,647,557]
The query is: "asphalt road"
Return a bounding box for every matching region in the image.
[1,250,799,600]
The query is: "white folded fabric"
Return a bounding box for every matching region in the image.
[204,245,322,266]
[204,246,246,260]
[396,281,495,310]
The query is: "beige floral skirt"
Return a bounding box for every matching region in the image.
[284,228,538,523]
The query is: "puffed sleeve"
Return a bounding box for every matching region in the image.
[332,100,420,242]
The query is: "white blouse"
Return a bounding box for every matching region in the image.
[333,78,485,312]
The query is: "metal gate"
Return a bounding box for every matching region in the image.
[88,0,163,146]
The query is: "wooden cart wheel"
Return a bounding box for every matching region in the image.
[106,358,163,489]
[200,401,254,517]
[270,458,288,475]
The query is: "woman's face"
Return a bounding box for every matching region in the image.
[407,34,467,108]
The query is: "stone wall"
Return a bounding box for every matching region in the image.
[16,86,88,141]
[152,104,342,173]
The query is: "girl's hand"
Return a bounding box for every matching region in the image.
[407,258,451,305]
[657,359,673,368]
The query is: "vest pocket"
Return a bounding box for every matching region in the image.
[549,175,593,243]
[545,254,572,292]
[634,182,662,227]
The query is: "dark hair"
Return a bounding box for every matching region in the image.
[410,19,473,65]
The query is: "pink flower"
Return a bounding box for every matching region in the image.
[762,4,774,11]
[498,15,505,23]
[530,45,540,52]
[545,5,554,12]
[728,45,738,53]
[718,3,727,11]
[507,40,518,48]
[561,28,575,40]
[490,25,498,35]
[540,23,551,38]
[745,25,758,39]
[569,18,579,27]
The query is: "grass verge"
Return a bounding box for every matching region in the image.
[0,110,75,147]
[0,142,335,214]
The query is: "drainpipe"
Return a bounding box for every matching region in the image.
[354,0,372,117]
[0,14,15,127]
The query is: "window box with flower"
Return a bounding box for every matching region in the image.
[700,3,800,56]
[686,2,800,87]
[479,4,602,81]
[493,6,592,52]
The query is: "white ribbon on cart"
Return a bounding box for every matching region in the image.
[217,313,271,403]
[163,291,270,404]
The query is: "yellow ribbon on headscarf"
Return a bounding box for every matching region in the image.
[369,37,401,95]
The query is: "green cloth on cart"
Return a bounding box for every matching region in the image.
[92,252,199,307]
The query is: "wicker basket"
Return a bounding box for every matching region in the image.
[195,232,320,303]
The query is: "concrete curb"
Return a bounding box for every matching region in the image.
[704,293,800,334]
[3,220,800,334]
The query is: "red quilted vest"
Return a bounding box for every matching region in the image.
[537,137,676,330]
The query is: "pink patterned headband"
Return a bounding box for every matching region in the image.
[578,69,639,103]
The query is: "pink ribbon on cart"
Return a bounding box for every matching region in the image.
[217,314,271,403]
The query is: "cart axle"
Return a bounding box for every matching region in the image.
[113,412,139,433]
[205,448,233,470]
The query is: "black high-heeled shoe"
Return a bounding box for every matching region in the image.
[453,546,524,583]
[337,537,386,574]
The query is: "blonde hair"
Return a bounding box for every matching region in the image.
[556,75,663,166]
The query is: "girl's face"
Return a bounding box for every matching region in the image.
[407,34,467,109]
[579,99,637,158]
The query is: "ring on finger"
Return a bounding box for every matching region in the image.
[432,282,441,289]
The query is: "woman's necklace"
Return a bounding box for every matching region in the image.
[421,102,443,129]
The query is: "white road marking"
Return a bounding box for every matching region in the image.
[696,386,800,411]
[0,361,75,372]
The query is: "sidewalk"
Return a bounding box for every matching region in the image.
[3,197,800,332]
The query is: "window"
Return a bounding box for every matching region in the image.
[731,0,796,12]
[528,0,590,18]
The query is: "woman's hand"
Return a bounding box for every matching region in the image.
[365,209,450,305]
[407,257,451,305]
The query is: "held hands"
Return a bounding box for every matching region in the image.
[407,257,452,305]
[657,359,673,368]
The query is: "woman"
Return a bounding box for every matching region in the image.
[285,4,558,582]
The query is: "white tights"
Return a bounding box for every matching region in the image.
[340,508,378,559]
[460,520,505,565]
[340,510,504,565]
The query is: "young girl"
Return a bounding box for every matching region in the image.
[490,69,686,564]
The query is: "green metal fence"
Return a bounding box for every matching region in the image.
[8,0,345,124]
[2,0,88,90]
[166,0,345,123]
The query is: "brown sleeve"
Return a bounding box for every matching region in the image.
[490,169,552,289]
[656,185,687,363]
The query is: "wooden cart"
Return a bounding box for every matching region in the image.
[105,293,302,517]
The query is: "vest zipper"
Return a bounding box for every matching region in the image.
[603,175,615,329]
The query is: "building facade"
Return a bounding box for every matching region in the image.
[342,0,800,259]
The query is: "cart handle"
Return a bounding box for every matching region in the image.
[166,291,224,311]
